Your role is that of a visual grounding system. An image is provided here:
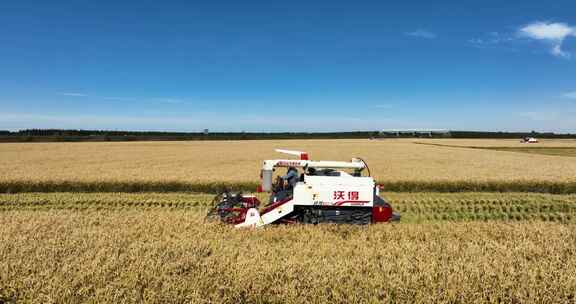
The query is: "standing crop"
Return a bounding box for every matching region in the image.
[1,209,575,303]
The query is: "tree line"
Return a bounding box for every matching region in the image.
[0,129,574,142]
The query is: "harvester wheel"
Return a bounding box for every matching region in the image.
[302,209,319,225]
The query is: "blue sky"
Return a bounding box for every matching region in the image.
[1,0,576,132]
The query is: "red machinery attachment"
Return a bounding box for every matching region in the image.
[206,191,261,225]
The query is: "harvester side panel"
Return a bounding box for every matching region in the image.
[294,175,375,207]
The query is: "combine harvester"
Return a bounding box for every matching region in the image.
[207,149,400,228]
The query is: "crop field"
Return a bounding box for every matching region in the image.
[2,139,576,193]
[1,191,576,303]
[1,139,576,303]
[1,208,575,303]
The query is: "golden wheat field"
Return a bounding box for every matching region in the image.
[1,209,575,303]
[2,139,576,303]
[1,191,576,303]
[2,139,576,184]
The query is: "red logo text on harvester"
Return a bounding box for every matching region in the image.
[333,191,359,201]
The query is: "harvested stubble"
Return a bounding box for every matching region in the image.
[383,192,576,223]
[0,210,575,303]
[414,138,576,148]
[0,192,574,223]
[414,141,576,158]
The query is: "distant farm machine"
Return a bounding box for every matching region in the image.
[207,149,400,227]
[520,137,539,144]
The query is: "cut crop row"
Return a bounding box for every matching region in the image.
[1,192,574,223]
[2,180,576,194]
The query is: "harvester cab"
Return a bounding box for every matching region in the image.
[207,149,400,228]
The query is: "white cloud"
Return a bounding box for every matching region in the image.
[563,91,576,99]
[406,29,436,39]
[60,92,88,97]
[519,22,574,40]
[551,45,570,58]
[518,21,576,58]
[469,32,514,46]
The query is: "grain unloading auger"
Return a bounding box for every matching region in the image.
[207,149,400,228]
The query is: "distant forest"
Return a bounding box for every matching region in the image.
[0,129,575,142]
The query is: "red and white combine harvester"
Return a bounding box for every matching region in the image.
[207,149,400,227]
